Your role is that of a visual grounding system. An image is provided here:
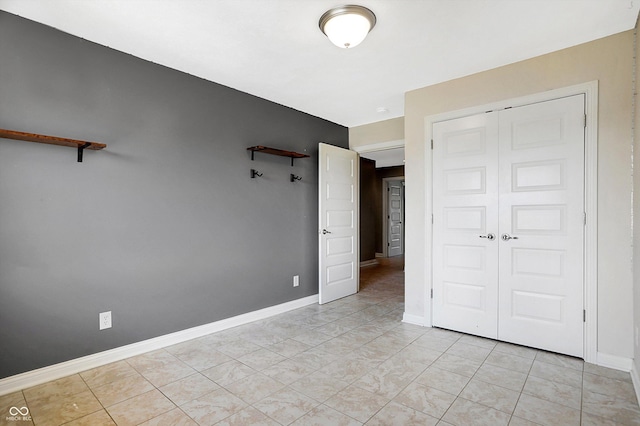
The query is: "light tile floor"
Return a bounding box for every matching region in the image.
[2,257,640,425]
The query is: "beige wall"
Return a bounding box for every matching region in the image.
[349,116,404,149]
[404,31,634,360]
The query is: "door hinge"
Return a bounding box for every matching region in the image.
[387,243,390,247]
[583,114,587,128]
[431,214,434,224]
[431,139,434,150]
[583,212,587,226]
[431,289,434,299]
[583,309,586,322]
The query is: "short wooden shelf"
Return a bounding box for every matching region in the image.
[247,145,310,166]
[0,128,106,162]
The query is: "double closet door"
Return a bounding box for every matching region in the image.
[432,95,585,357]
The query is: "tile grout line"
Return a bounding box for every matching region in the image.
[507,345,538,425]
[75,371,116,426]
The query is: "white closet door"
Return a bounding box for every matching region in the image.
[432,113,500,339]
[497,95,585,357]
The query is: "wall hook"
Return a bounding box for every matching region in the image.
[290,174,302,182]
[251,169,263,178]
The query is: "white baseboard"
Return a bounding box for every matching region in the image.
[631,362,640,404]
[375,253,385,258]
[360,259,379,267]
[0,294,319,396]
[596,352,633,372]
[402,312,428,327]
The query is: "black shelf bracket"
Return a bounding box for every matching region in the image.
[290,174,302,182]
[0,128,106,163]
[77,142,92,162]
[251,169,263,178]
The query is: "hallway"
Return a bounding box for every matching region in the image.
[359,256,404,295]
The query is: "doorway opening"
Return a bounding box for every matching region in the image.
[358,145,405,287]
[359,158,405,259]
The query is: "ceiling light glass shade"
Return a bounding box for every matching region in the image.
[319,5,376,49]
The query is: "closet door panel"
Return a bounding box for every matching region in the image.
[497,94,585,357]
[432,112,499,339]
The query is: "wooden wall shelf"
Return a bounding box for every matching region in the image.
[247,145,310,166]
[0,128,106,162]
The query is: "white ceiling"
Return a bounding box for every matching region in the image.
[1,0,638,128]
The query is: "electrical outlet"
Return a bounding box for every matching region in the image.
[99,311,112,330]
[293,275,299,287]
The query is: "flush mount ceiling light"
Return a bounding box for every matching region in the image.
[319,5,376,49]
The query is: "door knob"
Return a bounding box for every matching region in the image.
[479,233,496,240]
[501,234,519,241]
[322,229,332,234]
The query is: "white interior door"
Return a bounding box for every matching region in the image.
[432,95,585,357]
[432,113,500,339]
[498,95,585,357]
[319,143,359,304]
[388,180,404,257]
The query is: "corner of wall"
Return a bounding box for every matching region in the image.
[632,361,640,404]
[348,117,405,150]
[402,312,428,327]
[632,12,640,405]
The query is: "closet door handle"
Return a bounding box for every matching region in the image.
[501,234,519,241]
[322,229,332,235]
[479,233,496,240]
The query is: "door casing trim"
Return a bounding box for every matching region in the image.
[423,81,598,362]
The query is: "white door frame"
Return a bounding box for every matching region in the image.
[382,177,405,257]
[353,139,405,157]
[424,81,598,363]
[353,139,405,258]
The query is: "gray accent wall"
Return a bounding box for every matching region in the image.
[0,12,348,379]
[359,158,377,262]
